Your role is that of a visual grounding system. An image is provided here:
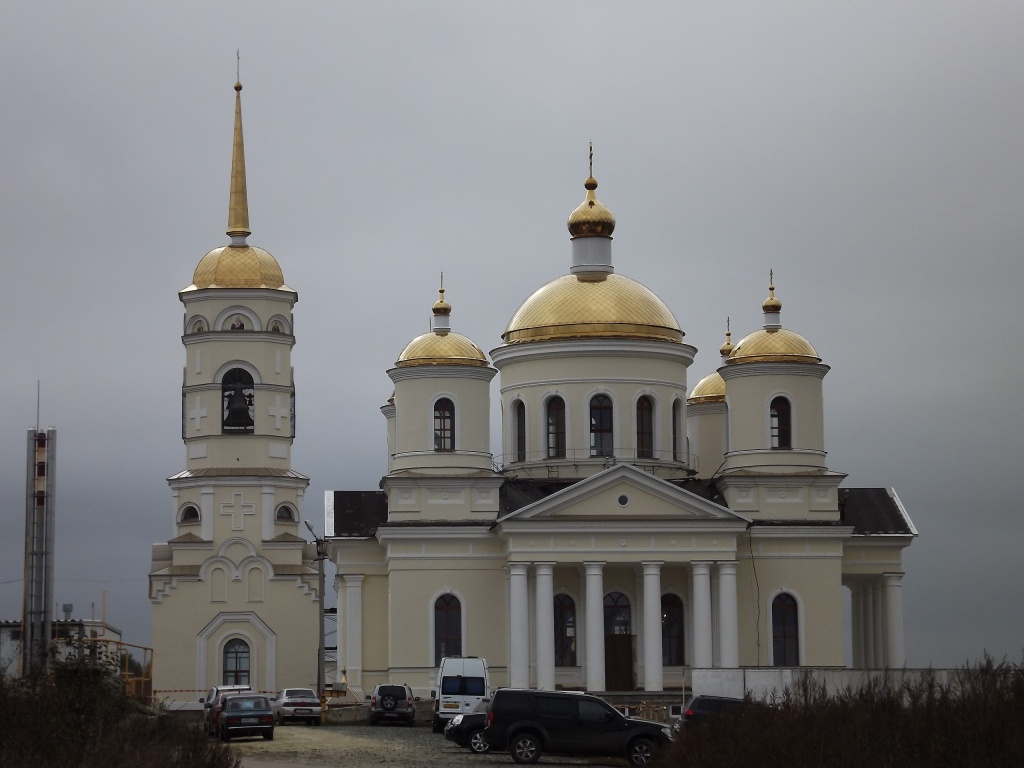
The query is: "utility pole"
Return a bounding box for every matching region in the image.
[305,520,327,696]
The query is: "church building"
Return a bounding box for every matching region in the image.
[326,162,917,696]
[149,82,320,701]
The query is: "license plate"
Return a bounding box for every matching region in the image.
[241,717,258,724]
[443,702,459,709]
[296,708,311,714]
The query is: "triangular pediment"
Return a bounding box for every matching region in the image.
[497,464,747,524]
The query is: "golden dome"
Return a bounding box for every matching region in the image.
[503,273,683,344]
[432,286,452,316]
[567,176,616,238]
[186,245,288,290]
[728,328,820,365]
[396,331,489,367]
[688,371,726,404]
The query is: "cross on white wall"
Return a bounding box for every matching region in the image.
[189,395,208,431]
[220,493,256,531]
[268,395,290,431]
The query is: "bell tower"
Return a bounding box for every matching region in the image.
[150,81,319,703]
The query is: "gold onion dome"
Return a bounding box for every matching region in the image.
[503,273,683,344]
[567,175,616,238]
[397,332,488,367]
[688,371,726,404]
[729,279,820,364]
[397,288,488,368]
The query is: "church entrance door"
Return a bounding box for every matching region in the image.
[604,633,635,691]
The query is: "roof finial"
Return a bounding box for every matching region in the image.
[720,317,734,357]
[236,49,240,82]
[432,271,452,317]
[589,141,594,179]
[226,72,250,244]
[762,269,782,318]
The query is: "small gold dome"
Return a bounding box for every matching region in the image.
[186,245,287,290]
[567,176,616,238]
[396,331,489,367]
[503,273,683,344]
[432,286,452,316]
[728,328,820,365]
[688,371,726,404]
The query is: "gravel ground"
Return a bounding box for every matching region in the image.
[231,722,628,768]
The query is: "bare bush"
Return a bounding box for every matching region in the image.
[659,656,1024,768]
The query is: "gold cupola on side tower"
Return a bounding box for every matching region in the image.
[397,282,489,367]
[184,82,290,292]
[728,274,820,365]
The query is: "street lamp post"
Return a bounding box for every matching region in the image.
[305,520,327,696]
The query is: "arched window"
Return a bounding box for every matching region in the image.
[222,368,255,434]
[514,401,526,462]
[772,593,799,666]
[770,396,792,450]
[434,594,462,664]
[554,594,576,667]
[275,505,295,522]
[661,594,684,666]
[180,505,200,523]
[604,592,631,635]
[223,638,250,685]
[547,397,566,459]
[672,400,682,461]
[590,395,614,457]
[636,396,654,459]
[433,398,455,452]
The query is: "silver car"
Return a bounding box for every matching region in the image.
[270,687,323,725]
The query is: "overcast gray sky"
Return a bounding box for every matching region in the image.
[2,2,1022,668]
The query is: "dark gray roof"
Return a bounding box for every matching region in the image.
[841,488,915,535]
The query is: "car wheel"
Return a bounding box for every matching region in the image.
[263,728,274,741]
[381,693,397,710]
[469,729,492,754]
[220,727,230,743]
[627,737,656,767]
[509,732,541,764]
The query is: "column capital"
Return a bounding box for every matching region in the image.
[691,561,712,576]
[641,561,664,575]
[717,561,738,576]
[509,562,530,576]
[342,574,365,586]
[583,561,606,575]
[535,562,556,575]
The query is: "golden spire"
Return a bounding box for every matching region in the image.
[227,76,250,242]
[568,142,616,238]
[762,269,782,313]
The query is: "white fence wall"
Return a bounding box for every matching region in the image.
[693,667,957,701]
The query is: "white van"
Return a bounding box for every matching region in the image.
[431,656,490,732]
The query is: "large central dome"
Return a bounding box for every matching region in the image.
[502,273,683,344]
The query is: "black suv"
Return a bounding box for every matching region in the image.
[483,689,671,766]
[678,694,749,726]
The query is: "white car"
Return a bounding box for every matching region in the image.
[270,687,323,725]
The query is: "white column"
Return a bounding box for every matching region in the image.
[692,562,713,669]
[642,562,664,691]
[872,581,886,669]
[717,562,739,668]
[584,562,606,692]
[535,563,556,690]
[851,585,864,669]
[343,575,364,692]
[509,563,530,688]
[862,586,875,669]
[884,572,906,668]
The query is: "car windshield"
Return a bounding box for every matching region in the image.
[285,689,316,698]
